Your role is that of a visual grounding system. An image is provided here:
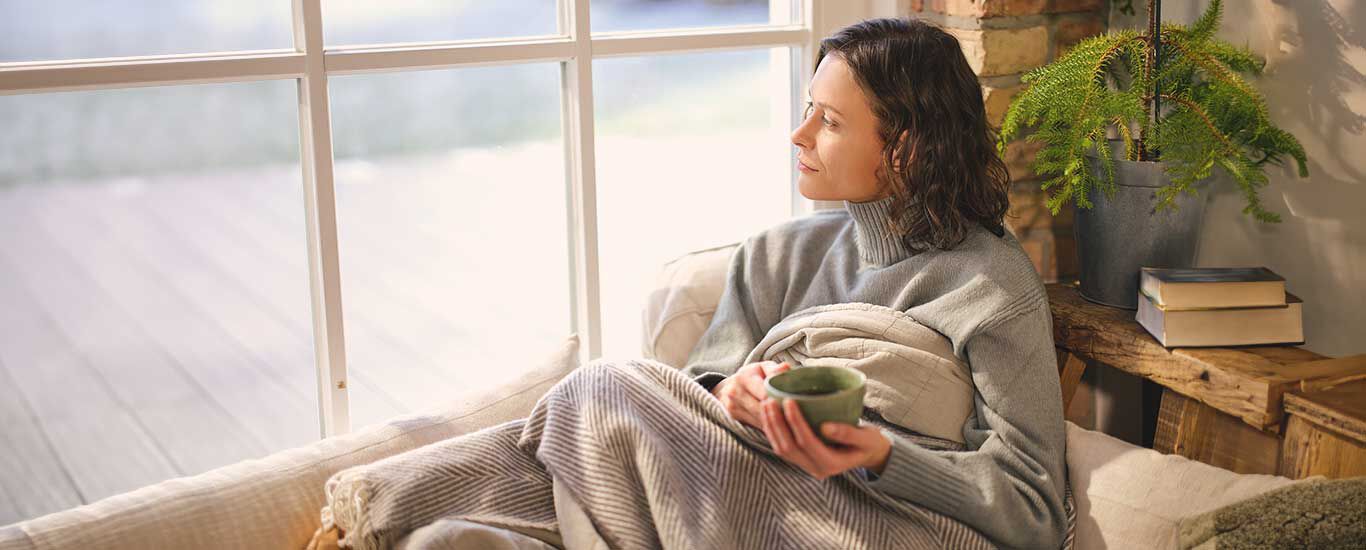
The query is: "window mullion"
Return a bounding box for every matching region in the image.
[293,0,351,437]
[563,0,603,364]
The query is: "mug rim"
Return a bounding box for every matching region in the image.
[763,366,865,402]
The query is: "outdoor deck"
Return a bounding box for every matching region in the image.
[0,131,785,526]
[0,158,576,525]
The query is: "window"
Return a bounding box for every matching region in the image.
[0,0,823,525]
[594,48,794,359]
[328,64,572,427]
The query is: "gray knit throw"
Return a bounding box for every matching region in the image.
[320,360,1076,549]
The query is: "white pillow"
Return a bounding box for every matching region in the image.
[640,243,738,369]
[1064,420,1311,550]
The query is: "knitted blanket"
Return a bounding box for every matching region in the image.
[312,359,1076,549]
[310,305,1075,549]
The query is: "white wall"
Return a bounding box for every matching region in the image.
[1113,0,1366,357]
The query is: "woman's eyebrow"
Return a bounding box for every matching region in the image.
[808,98,844,117]
[805,85,844,117]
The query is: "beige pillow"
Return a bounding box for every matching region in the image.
[5,335,580,550]
[640,243,738,368]
[1064,420,1311,550]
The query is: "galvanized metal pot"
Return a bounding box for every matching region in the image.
[1075,141,1207,309]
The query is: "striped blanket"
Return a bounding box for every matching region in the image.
[313,358,1075,549]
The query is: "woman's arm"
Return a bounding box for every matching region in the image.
[679,239,765,392]
[862,302,1069,550]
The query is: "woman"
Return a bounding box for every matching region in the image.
[681,17,1070,549]
[317,17,1068,550]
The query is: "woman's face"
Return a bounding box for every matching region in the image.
[791,54,891,203]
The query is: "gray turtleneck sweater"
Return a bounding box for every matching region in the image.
[680,195,1068,549]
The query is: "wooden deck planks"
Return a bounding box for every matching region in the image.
[0,166,575,526]
[141,179,416,428]
[36,185,331,451]
[30,186,314,456]
[0,356,84,525]
[2,190,289,467]
[0,207,182,505]
[179,179,489,419]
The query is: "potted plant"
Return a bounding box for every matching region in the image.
[997,0,1308,309]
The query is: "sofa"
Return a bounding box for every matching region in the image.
[0,243,1315,550]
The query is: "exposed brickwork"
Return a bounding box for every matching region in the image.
[1002,139,1043,184]
[948,26,1050,76]
[908,0,1105,282]
[1004,182,1075,283]
[1053,16,1105,56]
[983,0,1103,17]
[982,82,1023,127]
[912,0,1102,18]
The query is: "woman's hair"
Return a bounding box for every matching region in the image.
[818,17,1011,252]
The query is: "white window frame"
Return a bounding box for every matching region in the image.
[0,0,888,437]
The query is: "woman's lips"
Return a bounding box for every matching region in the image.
[797,159,819,173]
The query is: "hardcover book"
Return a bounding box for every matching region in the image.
[1136,291,1304,348]
[1139,267,1286,309]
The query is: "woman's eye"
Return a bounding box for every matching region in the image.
[804,102,835,127]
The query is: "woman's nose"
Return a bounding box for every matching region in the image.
[790,116,815,149]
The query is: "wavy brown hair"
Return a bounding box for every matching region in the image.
[818,17,1011,252]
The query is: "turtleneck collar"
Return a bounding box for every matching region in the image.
[844,194,914,267]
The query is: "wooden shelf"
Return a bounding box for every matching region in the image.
[1049,283,1326,432]
[1048,283,1366,479]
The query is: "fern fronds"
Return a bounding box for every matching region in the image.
[996,0,1308,222]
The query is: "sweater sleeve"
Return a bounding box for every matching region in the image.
[678,239,765,392]
[861,302,1069,549]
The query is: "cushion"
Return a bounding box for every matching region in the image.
[0,335,580,550]
[640,243,738,368]
[1177,476,1366,549]
[1064,420,1313,550]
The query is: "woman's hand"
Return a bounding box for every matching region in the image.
[760,398,892,479]
[711,361,792,429]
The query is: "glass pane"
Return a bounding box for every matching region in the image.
[594,48,793,360]
[329,64,571,430]
[593,0,781,33]
[324,0,560,46]
[0,81,318,526]
[0,1,292,63]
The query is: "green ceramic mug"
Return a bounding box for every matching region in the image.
[764,366,867,445]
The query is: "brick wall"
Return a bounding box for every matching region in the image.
[906,0,1105,282]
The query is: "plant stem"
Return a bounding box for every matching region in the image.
[1152,0,1162,161]
[1152,93,1235,152]
[1142,0,1163,161]
[1140,2,1153,160]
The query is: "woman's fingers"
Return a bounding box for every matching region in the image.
[739,369,770,402]
[760,361,792,378]
[782,399,849,475]
[723,389,763,428]
[762,401,792,454]
[782,399,823,455]
[763,400,826,477]
[740,361,790,402]
[760,397,874,480]
[760,401,783,453]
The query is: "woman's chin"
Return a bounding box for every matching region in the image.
[797,178,832,202]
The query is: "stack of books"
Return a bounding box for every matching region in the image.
[1136,267,1304,348]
